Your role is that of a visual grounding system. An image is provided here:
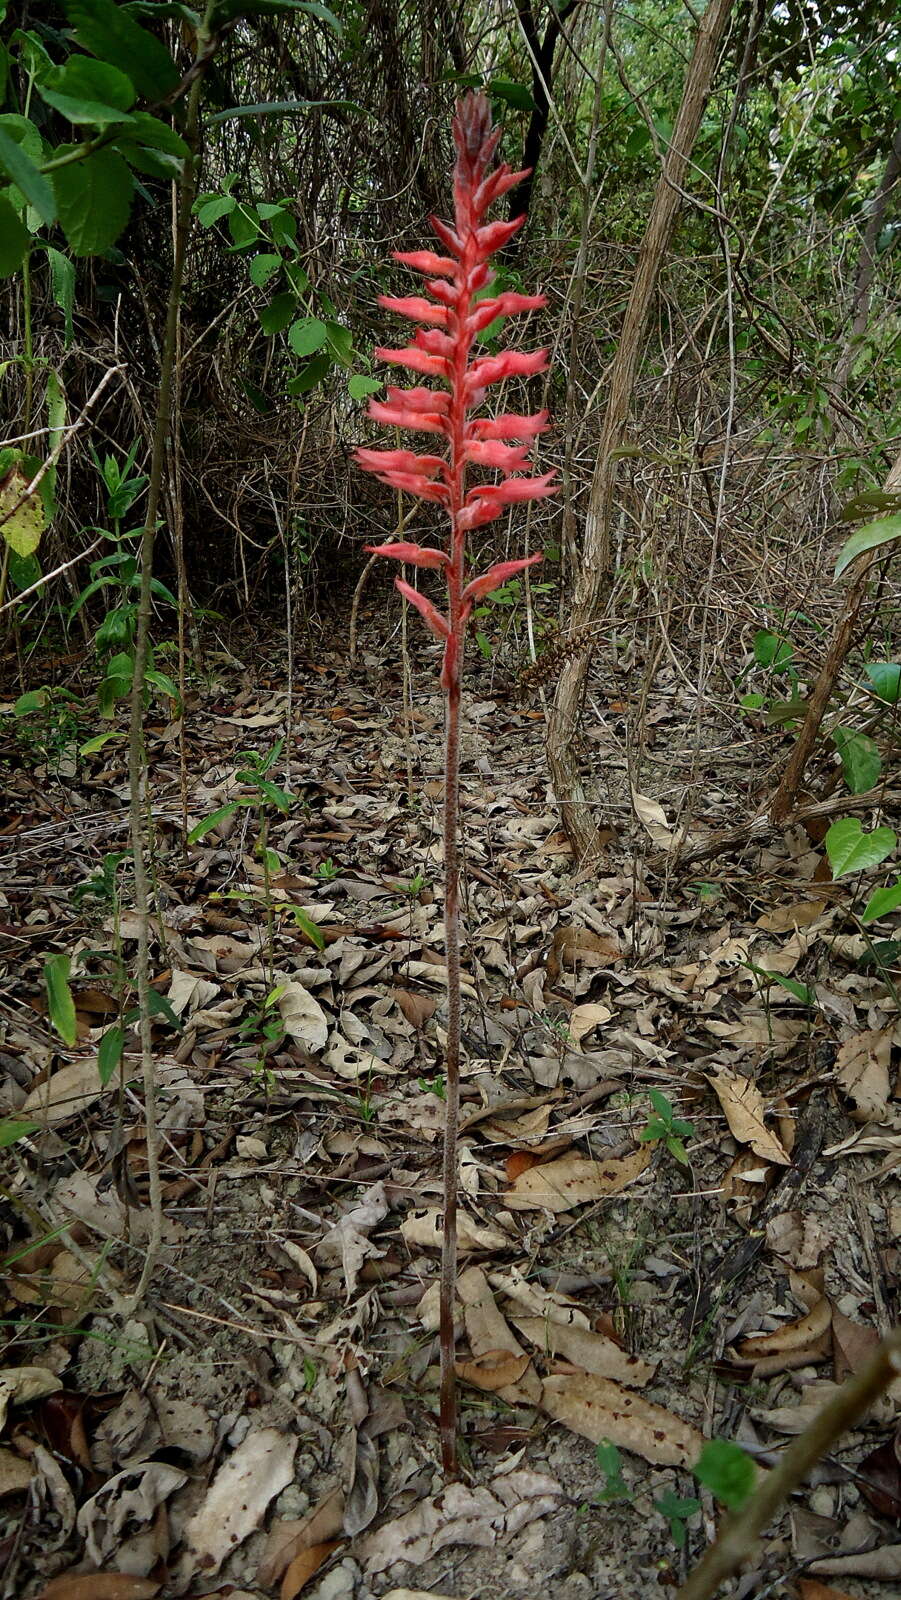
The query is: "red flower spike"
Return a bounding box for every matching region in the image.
[354,90,557,1483]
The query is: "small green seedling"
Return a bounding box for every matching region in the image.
[594,1440,633,1504]
[316,857,340,881]
[189,741,295,844]
[653,1489,701,1549]
[405,873,427,896]
[639,1089,694,1166]
[418,1073,446,1100]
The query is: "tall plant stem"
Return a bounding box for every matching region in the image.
[439,669,462,1478]
[126,11,217,1306]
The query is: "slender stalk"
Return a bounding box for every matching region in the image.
[439,668,462,1477]
[677,1323,901,1600]
[126,10,217,1305]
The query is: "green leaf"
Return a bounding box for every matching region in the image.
[0,465,45,557]
[116,112,189,156]
[325,321,353,366]
[44,246,75,344]
[861,881,901,924]
[52,147,133,255]
[348,373,381,400]
[146,989,181,1030]
[831,726,881,794]
[188,802,239,843]
[834,514,901,579]
[195,194,235,226]
[259,292,295,334]
[40,57,136,125]
[694,1440,755,1510]
[864,662,900,705]
[826,816,896,879]
[145,668,180,706]
[0,191,30,276]
[0,126,56,224]
[648,1089,674,1122]
[288,316,328,356]
[285,352,332,394]
[250,251,282,287]
[291,906,326,949]
[45,952,77,1047]
[0,1118,40,1148]
[228,204,260,247]
[488,78,536,112]
[762,970,816,1004]
[79,730,123,755]
[97,1022,123,1086]
[210,0,342,31]
[626,124,651,156]
[64,0,180,101]
[210,96,358,124]
[14,689,49,716]
[753,628,793,669]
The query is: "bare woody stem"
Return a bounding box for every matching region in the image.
[676,1322,901,1600]
[439,670,462,1478]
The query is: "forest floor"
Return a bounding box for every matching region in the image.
[2,610,900,1600]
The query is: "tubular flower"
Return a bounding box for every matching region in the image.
[354,88,556,692]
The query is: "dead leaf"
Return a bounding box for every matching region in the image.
[835,1029,892,1122]
[756,901,828,932]
[259,1487,345,1588]
[317,1182,388,1298]
[20,1059,104,1125]
[393,988,438,1028]
[734,1295,833,1375]
[400,1208,511,1253]
[832,1308,881,1380]
[631,788,673,847]
[809,1546,901,1580]
[542,1372,704,1466]
[0,1446,32,1497]
[0,1365,62,1427]
[456,1349,531,1392]
[766,1210,831,1270]
[566,1003,613,1047]
[280,1540,341,1600]
[277,982,329,1050]
[798,1583,861,1600]
[708,1070,791,1165]
[382,1592,464,1600]
[856,1430,901,1520]
[77,1461,188,1568]
[359,1471,561,1572]
[456,1266,541,1405]
[505,1145,649,1213]
[720,1152,772,1224]
[546,925,620,984]
[38,1579,160,1600]
[510,1316,655,1387]
[180,1427,297,1577]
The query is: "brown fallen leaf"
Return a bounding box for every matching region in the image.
[756,900,828,932]
[541,1373,704,1466]
[456,1266,541,1405]
[809,1545,901,1580]
[20,1060,104,1126]
[510,1315,655,1387]
[400,1208,510,1253]
[832,1308,881,1381]
[734,1295,833,1376]
[505,1145,649,1214]
[281,1540,341,1600]
[180,1427,297,1578]
[393,988,438,1028]
[835,1029,892,1122]
[0,1365,62,1428]
[38,1579,160,1600]
[546,925,620,985]
[456,1349,531,1392]
[708,1070,791,1165]
[0,1446,32,1497]
[720,1151,773,1224]
[766,1210,831,1271]
[856,1429,901,1521]
[359,1471,561,1572]
[259,1487,345,1588]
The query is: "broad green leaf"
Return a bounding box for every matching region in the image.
[840,490,901,522]
[694,1440,755,1510]
[864,662,900,705]
[188,802,239,843]
[195,194,234,225]
[45,246,75,344]
[0,114,43,164]
[0,190,29,276]
[254,777,293,812]
[210,97,358,123]
[325,321,353,366]
[97,1022,123,1085]
[14,689,48,715]
[259,292,296,334]
[145,668,180,705]
[285,352,331,394]
[626,124,651,156]
[832,726,881,794]
[52,147,133,255]
[79,730,123,755]
[488,78,536,112]
[45,952,77,1047]
[0,465,44,557]
[288,316,328,357]
[228,204,260,248]
[250,251,282,287]
[291,906,325,949]
[753,628,793,669]
[116,112,189,157]
[834,514,901,578]
[0,1119,40,1148]
[348,373,381,400]
[826,816,896,879]
[0,125,55,224]
[64,0,180,101]
[211,0,342,31]
[862,881,901,924]
[146,990,181,1030]
[40,57,136,125]
[760,970,816,1005]
[45,370,66,507]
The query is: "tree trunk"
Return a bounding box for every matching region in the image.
[833,119,901,401]
[546,0,736,862]
[769,444,901,825]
